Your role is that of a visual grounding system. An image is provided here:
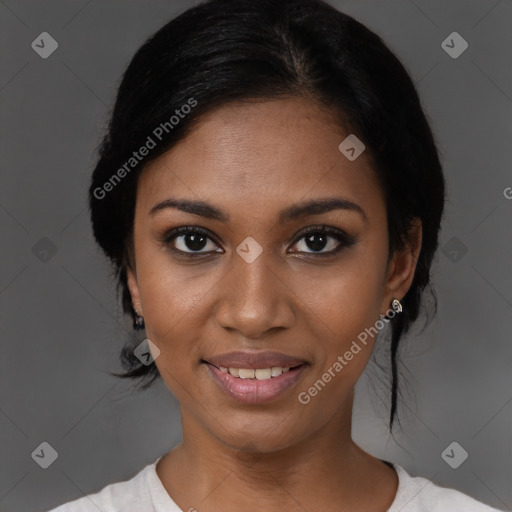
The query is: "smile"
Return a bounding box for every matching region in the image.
[219,366,293,379]
[204,360,308,404]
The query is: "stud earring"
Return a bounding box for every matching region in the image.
[133,303,145,330]
[134,314,145,330]
[391,298,403,313]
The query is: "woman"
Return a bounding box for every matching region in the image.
[48,0,502,510]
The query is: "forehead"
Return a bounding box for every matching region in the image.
[137,97,384,221]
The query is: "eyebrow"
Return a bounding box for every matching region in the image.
[149,196,368,223]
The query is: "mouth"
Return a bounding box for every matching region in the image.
[202,351,309,404]
[214,365,299,380]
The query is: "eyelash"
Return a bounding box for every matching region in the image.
[159,225,356,260]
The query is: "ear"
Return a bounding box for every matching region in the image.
[380,218,422,315]
[126,266,143,315]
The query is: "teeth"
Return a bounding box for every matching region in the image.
[255,368,272,380]
[238,368,255,379]
[221,366,296,380]
[271,367,283,377]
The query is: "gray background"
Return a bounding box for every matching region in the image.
[0,0,511,511]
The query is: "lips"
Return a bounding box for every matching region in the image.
[204,350,306,370]
[203,351,309,404]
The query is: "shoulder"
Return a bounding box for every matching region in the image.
[46,458,175,512]
[389,464,504,512]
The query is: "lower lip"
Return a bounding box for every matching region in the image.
[205,363,308,404]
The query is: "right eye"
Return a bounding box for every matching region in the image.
[161,226,223,257]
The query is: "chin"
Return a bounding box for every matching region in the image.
[212,415,306,454]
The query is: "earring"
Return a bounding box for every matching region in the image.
[133,304,145,330]
[134,314,145,330]
[391,298,403,313]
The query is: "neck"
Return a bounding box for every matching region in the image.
[157,392,397,512]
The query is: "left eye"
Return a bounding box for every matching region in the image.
[290,228,352,256]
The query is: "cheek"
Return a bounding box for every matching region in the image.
[292,252,388,395]
[133,243,213,370]
[296,255,386,337]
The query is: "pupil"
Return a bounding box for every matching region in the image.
[186,233,207,251]
[306,233,327,251]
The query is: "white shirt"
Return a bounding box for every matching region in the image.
[47,457,502,512]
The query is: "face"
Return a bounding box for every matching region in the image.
[127,97,420,453]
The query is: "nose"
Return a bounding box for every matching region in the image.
[214,250,296,339]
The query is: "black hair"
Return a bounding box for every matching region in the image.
[88,0,445,431]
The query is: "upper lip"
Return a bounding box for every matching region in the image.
[204,350,307,369]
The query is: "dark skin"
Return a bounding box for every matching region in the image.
[126,97,422,512]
